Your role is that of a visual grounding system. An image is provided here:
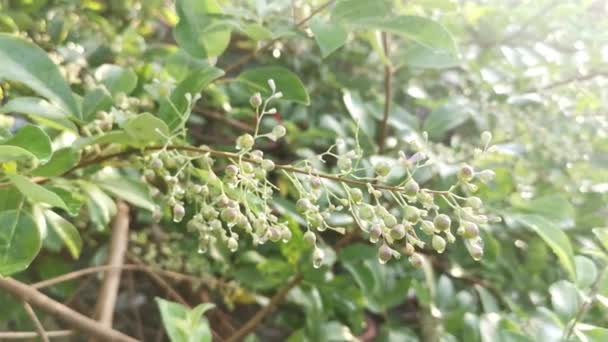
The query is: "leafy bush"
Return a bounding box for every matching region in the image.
[0,0,606,341]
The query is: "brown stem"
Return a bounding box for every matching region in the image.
[226,273,303,342]
[0,330,74,339]
[0,278,138,342]
[193,107,254,133]
[222,0,336,74]
[377,32,392,154]
[23,302,49,342]
[94,201,130,328]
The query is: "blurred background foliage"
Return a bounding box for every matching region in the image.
[0,0,607,341]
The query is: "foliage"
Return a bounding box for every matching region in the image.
[0,0,607,341]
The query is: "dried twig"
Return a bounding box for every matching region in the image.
[0,277,138,342]
[0,330,74,339]
[23,302,49,342]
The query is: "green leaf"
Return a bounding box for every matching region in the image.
[31,148,80,178]
[80,182,117,231]
[173,0,231,58]
[0,34,80,119]
[356,16,458,58]
[513,214,576,280]
[0,97,77,131]
[475,285,499,313]
[401,42,461,69]
[43,210,82,259]
[97,177,155,212]
[156,298,213,342]
[0,145,37,163]
[310,17,348,58]
[238,66,310,105]
[82,87,113,122]
[94,64,138,96]
[240,22,273,41]
[574,255,597,289]
[1,125,52,162]
[0,209,41,276]
[158,64,224,131]
[7,174,69,211]
[512,194,575,228]
[423,101,471,140]
[331,0,390,23]
[592,228,608,251]
[123,113,170,145]
[549,280,579,321]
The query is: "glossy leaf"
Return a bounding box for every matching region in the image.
[31,148,80,178]
[0,209,41,275]
[94,64,138,96]
[173,0,231,58]
[1,125,52,162]
[310,17,348,58]
[0,97,77,131]
[82,87,113,122]
[123,113,170,145]
[43,210,82,259]
[0,34,80,119]
[156,298,214,342]
[7,174,69,211]
[423,101,471,140]
[97,177,155,212]
[238,66,310,105]
[549,280,579,320]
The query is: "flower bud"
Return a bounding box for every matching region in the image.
[458,164,475,182]
[349,188,363,203]
[404,243,415,256]
[296,198,313,213]
[404,206,420,223]
[249,92,262,108]
[272,125,286,139]
[173,203,185,222]
[313,247,324,268]
[310,177,322,189]
[225,164,239,178]
[236,134,255,150]
[303,230,316,246]
[337,156,352,172]
[227,237,238,252]
[432,235,446,253]
[433,214,451,231]
[268,79,276,93]
[374,161,390,177]
[369,223,383,243]
[404,179,419,197]
[149,157,163,170]
[469,243,484,260]
[378,243,393,264]
[221,207,239,223]
[358,204,374,220]
[479,170,496,183]
[466,197,482,209]
[409,253,424,268]
[421,220,436,235]
[462,221,479,239]
[390,224,406,240]
[261,159,275,171]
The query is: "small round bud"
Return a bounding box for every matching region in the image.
[313,247,324,268]
[281,227,292,242]
[409,253,424,268]
[432,235,446,253]
[479,170,496,183]
[404,179,419,197]
[303,230,316,246]
[337,156,352,172]
[382,214,397,228]
[250,92,262,108]
[149,157,163,170]
[261,159,275,171]
[466,197,482,209]
[221,207,239,223]
[358,204,374,221]
[349,188,363,203]
[378,243,393,264]
[236,134,255,150]
[458,164,475,182]
[172,203,185,222]
[470,243,484,260]
[421,220,436,235]
[227,237,238,252]
[225,164,239,178]
[268,79,276,92]
[296,198,313,213]
[462,221,479,239]
[404,243,415,256]
[404,206,420,223]
[272,125,286,139]
[310,177,322,189]
[369,223,383,243]
[374,161,390,177]
[433,214,451,231]
[390,224,406,240]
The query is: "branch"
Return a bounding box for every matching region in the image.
[0,278,138,342]
[563,267,608,340]
[223,0,336,74]
[377,32,392,154]
[23,302,49,342]
[226,273,303,342]
[94,201,130,327]
[127,253,190,307]
[0,330,74,339]
[193,107,254,133]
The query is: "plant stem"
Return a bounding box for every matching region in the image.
[23,302,49,342]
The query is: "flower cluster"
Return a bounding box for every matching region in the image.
[136,80,497,267]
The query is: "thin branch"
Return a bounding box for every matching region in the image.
[94,201,130,327]
[226,273,303,342]
[23,302,49,342]
[377,32,392,154]
[563,267,608,340]
[223,0,336,74]
[193,107,254,133]
[0,330,74,339]
[529,71,608,92]
[0,277,138,342]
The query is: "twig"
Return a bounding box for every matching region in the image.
[0,330,74,339]
[23,302,49,342]
[223,0,336,74]
[94,201,130,328]
[0,277,138,342]
[377,32,392,154]
[193,107,254,133]
[563,267,608,340]
[529,71,608,92]
[127,272,145,341]
[226,273,304,342]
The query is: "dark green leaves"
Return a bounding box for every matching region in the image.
[0,209,41,275]
[94,64,138,96]
[239,66,310,105]
[124,113,170,145]
[310,17,348,58]
[331,0,390,23]
[43,210,82,259]
[1,125,52,162]
[156,298,214,342]
[158,64,224,130]
[0,34,80,119]
[7,174,69,211]
[0,97,77,131]
[174,0,231,58]
[423,101,471,140]
[31,148,80,177]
